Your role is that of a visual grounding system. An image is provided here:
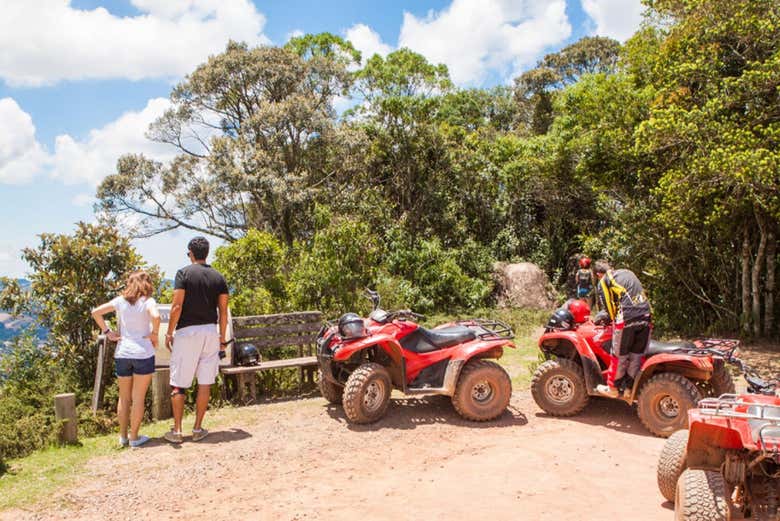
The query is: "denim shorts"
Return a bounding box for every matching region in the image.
[115,356,155,377]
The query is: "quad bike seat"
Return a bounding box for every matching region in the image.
[400,326,477,354]
[645,340,696,357]
[747,405,780,445]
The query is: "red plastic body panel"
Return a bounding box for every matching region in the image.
[688,394,780,452]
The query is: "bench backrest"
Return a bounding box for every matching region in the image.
[231,311,323,361]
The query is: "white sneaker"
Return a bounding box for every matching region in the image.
[129,435,150,448]
[596,384,619,398]
[192,428,209,442]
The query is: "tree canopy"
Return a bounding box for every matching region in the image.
[95,0,780,336]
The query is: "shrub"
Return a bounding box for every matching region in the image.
[378,230,494,313]
[288,210,379,315]
[213,230,288,315]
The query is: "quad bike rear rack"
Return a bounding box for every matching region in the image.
[698,395,780,454]
[456,319,514,340]
[670,338,740,359]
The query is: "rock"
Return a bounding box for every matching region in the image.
[493,262,556,309]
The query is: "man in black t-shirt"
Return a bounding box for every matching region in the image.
[164,236,229,444]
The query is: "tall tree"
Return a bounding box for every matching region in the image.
[514,36,622,134]
[97,38,357,245]
[635,0,780,334]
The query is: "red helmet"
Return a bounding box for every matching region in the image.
[569,300,591,323]
[579,256,591,268]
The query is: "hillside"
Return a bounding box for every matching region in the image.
[0,279,43,345]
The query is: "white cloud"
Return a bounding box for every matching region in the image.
[0,98,49,184]
[398,0,571,85]
[71,193,95,207]
[581,0,644,42]
[345,24,393,63]
[0,0,269,87]
[50,98,174,186]
[0,96,174,186]
[286,29,305,42]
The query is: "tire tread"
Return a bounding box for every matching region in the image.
[530,358,589,417]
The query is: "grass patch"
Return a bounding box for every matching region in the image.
[0,405,244,512]
[425,307,551,389]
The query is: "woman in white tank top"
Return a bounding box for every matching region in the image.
[91,271,160,448]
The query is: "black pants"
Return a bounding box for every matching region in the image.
[615,324,651,356]
[611,323,651,387]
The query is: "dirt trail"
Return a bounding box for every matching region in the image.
[3,393,673,521]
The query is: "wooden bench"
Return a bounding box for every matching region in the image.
[220,311,322,403]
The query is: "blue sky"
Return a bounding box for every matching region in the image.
[0,0,643,279]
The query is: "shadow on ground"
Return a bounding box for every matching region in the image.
[325,394,528,431]
[535,396,655,438]
[142,428,252,449]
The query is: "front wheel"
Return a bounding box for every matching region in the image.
[531,358,589,417]
[638,372,701,438]
[343,363,392,424]
[675,469,730,521]
[452,360,512,421]
[318,370,344,404]
[658,429,689,502]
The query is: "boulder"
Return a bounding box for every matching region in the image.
[494,262,556,309]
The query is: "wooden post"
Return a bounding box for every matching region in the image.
[91,335,107,412]
[54,393,77,443]
[151,368,172,421]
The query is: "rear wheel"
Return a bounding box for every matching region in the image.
[452,360,512,421]
[658,429,689,502]
[675,469,730,521]
[531,358,589,417]
[710,361,735,397]
[318,370,344,404]
[343,363,392,424]
[638,372,701,437]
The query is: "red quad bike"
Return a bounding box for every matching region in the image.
[656,364,779,521]
[316,290,516,424]
[532,311,737,437]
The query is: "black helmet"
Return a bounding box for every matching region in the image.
[338,313,366,339]
[546,308,574,331]
[236,344,260,366]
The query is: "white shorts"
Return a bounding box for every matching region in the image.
[169,325,220,388]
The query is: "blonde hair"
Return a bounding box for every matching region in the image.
[122,271,154,305]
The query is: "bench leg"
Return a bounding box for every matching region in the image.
[237,374,247,404]
[248,375,257,403]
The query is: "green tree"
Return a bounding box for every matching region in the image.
[97,38,353,246]
[0,223,158,389]
[212,229,288,315]
[635,0,780,335]
[514,36,622,134]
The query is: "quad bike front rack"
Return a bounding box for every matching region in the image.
[456,319,514,340]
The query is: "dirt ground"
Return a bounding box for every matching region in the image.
[2,392,674,521]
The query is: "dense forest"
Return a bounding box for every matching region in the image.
[0,0,778,469]
[95,0,779,338]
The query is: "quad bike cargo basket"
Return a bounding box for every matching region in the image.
[698,395,780,454]
[455,319,514,340]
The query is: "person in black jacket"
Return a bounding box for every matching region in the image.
[593,261,652,398]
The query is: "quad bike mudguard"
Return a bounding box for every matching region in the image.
[538,329,607,395]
